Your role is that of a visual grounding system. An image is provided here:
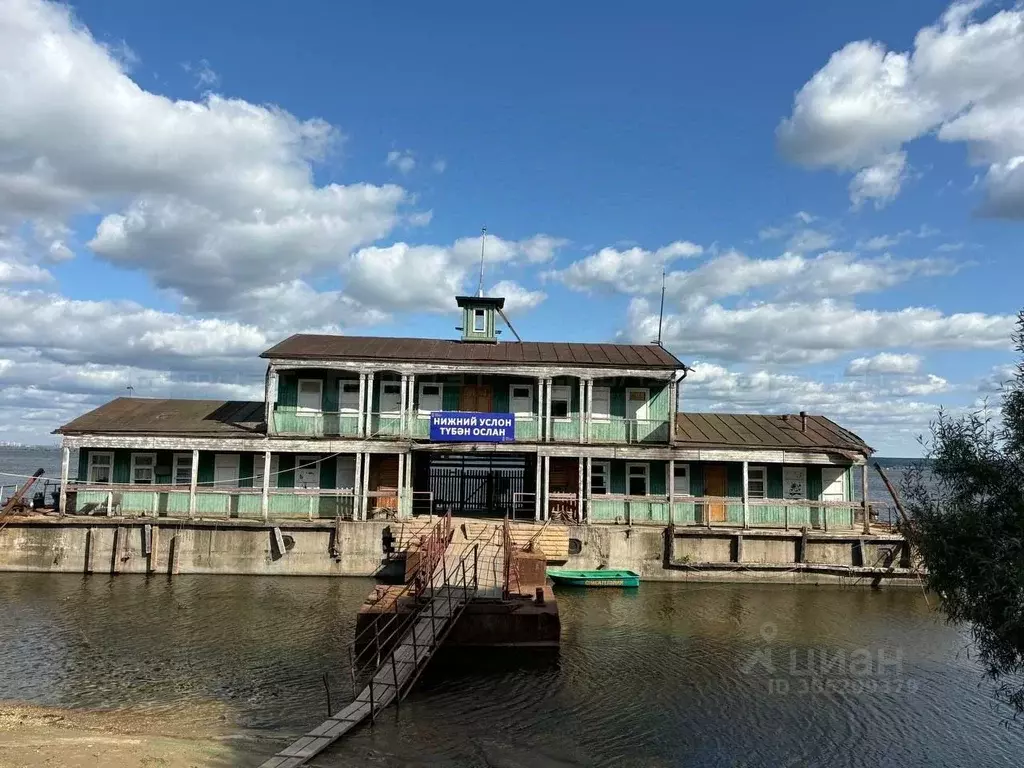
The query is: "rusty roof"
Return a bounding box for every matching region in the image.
[261,334,684,369]
[675,412,873,456]
[55,398,265,437]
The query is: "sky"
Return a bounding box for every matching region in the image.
[0,0,1022,455]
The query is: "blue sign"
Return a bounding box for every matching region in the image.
[429,412,515,442]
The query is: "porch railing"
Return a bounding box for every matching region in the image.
[588,417,670,444]
[271,407,360,437]
[367,412,403,437]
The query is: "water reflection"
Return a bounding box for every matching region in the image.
[0,575,1020,767]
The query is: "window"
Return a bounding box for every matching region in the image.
[782,466,807,500]
[591,461,610,495]
[747,466,767,500]
[551,385,571,420]
[626,463,649,496]
[339,381,360,413]
[418,382,443,415]
[294,455,319,489]
[473,308,486,332]
[297,379,323,413]
[130,453,156,485]
[626,388,650,421]
[336,456,356,491]
[213,454,240,488]
[591,385,611,421]
[380,382,402,414]
[87,452,113,484]
[253,454,279,489]
[172,453,193,486]
[510,384,534,417]
[673,463,691,496]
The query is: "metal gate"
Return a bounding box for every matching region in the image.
[420,453,530,517]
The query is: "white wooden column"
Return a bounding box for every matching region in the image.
[668,377,678,443]
[585,379,594,444]
[188,448,199,518]
[534,454,542,521]
[741,460,749,529]
[668,458,675,526]
[585,456,592,523]
[397,452,406,516]
[353,452,364,521]
[58,445,70,516]
[264,365,278,434]
[577,378,586,444]
[399,374,409,437]
[260,450,271,521]
[407,374,416,437]
[542,455,551,521]
[364,372,375,437]
[535,376,545,441]
[360,452,371,521]
[861,462,870,534]
[356,373,367,437]
[544,378,553,442]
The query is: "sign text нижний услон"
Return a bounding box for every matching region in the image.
[428,412,515,442]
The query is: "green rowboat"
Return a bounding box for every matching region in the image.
[547,569,640,588]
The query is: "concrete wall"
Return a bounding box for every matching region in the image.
[0,518,390,577]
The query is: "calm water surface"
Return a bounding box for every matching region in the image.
[0,574,1020,767]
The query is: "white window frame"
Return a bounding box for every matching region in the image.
[380,382,402,415]
[673,463,692,497]
[336,455,357,492]
[297,378,323,414]
[253,454,279,489]
[626,462,650,497]
[213,453,240,489]
[747,465,767,500]
[473,308,486,332]
[821,467,848,502]
[550,384,572,422]
[509,383,534,418]
[87,451,114,484]
[338,380,360,413]
[782,466,808,501]
[591,461,610,496]
[130,452,157,485]
[417,381,443,416]
[172,453,192,486]
[591,385,611,422]
[294,454,320,490]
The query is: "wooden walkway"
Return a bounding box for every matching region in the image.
[258,538,478,768]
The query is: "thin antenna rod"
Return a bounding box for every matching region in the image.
[656,269,666,346]
[496,307,522,342]
[477,225,487,297]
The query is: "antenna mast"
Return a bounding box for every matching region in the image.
[477,225,487,297]
[656,269,666,346]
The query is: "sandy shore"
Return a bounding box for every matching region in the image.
[0,703,273,768]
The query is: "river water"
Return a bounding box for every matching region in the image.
[0,574,1020,767]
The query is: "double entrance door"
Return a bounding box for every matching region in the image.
[422,452,529,518]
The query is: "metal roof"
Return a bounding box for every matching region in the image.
[675,412,872,455]
[55,398,265,437]
[261,334,684,369]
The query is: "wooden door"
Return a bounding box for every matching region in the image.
[703,464,727,523]
[459,384,493,412]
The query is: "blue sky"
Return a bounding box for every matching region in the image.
[0,0,1021,454]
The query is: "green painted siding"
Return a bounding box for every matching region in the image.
[278,454,295,488]
[239,454,255,488]
[319,456,336,490]
[442,385,460,411]
[77,448,89,481]
[278,374,298,408]
[197,453,215,485]
[610,462,626,494]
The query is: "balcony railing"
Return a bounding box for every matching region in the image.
[367,412,403,437]
[588,417,669,444]
[272,407,360,437]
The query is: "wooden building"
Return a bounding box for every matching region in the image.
[55,292,873,531]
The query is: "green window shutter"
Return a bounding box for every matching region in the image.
[278,455,295,488]
[238,454,255,488]
[767,466,784,498]
[113,450,131,484]
[320,456,336,489]
[808,467,822,501]
[278,374,298,408]
[197,452,215,485]
[442,385,460,411]
[610,461,627,494]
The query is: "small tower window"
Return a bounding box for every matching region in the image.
[473,308,486,332]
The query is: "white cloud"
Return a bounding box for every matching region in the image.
[626,297,1015,365]
[431,159,447,174]
[489,280,546,313]
[786,228,835,253]
[386,149,416,174]
[0,0,409,314]
[545,240,703,293]
[778,1,1024,214]
[846,352,922,376]
[182,59,218,89]
[849,152,908,209]
[0,260,52,284]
